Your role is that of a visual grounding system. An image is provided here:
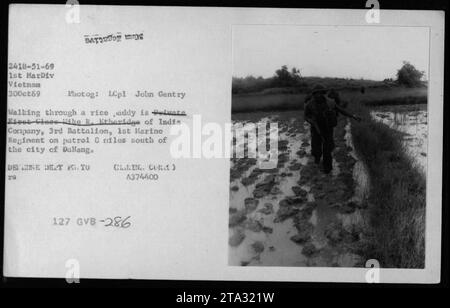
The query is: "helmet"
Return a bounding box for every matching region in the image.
[312,83,327,94]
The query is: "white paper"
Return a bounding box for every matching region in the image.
[4,4,444,283]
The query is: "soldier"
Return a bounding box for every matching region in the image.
[327,88,348,108]
[304,84,361,174]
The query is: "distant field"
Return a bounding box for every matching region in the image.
[232,93,305,113]
[343,87,428,106]
[232,87,427,113]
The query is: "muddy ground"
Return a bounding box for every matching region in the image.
[228,110,371,267]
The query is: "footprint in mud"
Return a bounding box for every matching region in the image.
[229,228,245,247]
[258,203,274,215]
[229,116,368,267]
[289,163,302,171]
[302,243,319,257]
[244,198,259,213]
[251,241,265,254]
[296,149,307,158]
[292,186,308,197]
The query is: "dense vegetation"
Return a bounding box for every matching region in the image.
[350,102,426,268]
[396,61,426,88]
[232,87,427,113]
[232,63,427,95]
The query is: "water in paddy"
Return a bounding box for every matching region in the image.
[229,111,370,267]
[370,104,427,173]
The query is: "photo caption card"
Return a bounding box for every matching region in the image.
[4,5,444,283]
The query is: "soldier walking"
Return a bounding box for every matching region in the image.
[304,84,361,174]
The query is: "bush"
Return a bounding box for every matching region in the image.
[396,61,425,88]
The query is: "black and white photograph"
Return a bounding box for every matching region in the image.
[1,1,447,291]
[229,25,429,268]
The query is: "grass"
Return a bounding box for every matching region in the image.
[232,87,427,113]
[232,93,305,113]
[232,74,408,95]
[343,87,427,107]
[231,86,427,268]
[350,102,426,268]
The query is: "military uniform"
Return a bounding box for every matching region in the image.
[304,95,336,173]
[304,84,360,174]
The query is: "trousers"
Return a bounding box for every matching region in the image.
[310,126,335,172]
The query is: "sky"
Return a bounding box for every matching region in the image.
[233,25,429,81]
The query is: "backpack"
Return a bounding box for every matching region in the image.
[323,97,337,127]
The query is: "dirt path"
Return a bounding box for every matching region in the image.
[229,111,370,267]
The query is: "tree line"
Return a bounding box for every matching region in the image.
[232,62,426,94]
